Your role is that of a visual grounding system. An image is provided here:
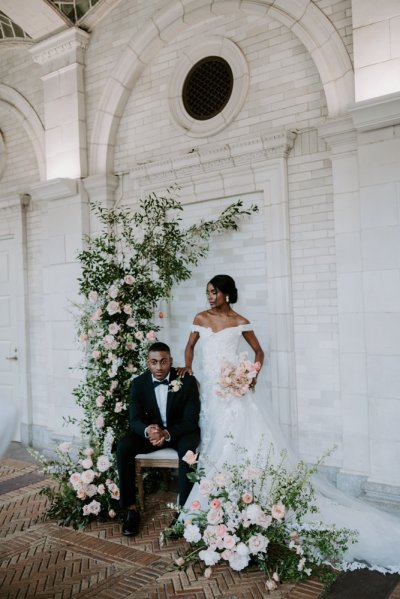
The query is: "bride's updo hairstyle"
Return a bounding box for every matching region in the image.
[208,274,238,304]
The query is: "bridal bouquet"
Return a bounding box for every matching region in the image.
[162,443,357,590]
[216,352,261,399]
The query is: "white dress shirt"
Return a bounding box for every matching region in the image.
[152,373,170,427]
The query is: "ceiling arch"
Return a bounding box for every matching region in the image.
[0,83,46,180]
[89,0,354,175]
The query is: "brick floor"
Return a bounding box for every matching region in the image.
[7,455,400,599]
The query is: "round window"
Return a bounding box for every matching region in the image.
[182,56,233,121]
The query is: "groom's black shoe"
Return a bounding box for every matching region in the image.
[122,509,141,536]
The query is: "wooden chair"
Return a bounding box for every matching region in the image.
[135,447,179,509]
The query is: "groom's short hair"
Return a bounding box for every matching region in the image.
[148,341,170,354]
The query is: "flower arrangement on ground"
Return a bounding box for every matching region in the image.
[161,442,357,590]
[216,352,261,399]
[32,188,258,529]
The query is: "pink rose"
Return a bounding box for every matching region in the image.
[96,396,105,407]
[146,330,157,341]
[271,502,285,521]
[81,458,93,469]
[95,415,104,429]
[79,333,88,342]
[191,500,201,511]
[199,479,214,496]
[242,492,253,504]
[123,304,133,315]
[182,450,198,465]
[108,509,116,518]
[81,469,95,484]
[134,331,144,340]
[124,275,135,285]
[108,322,120,335]
[215,524,227,537]
[207,507,223,525]
[223,534,236,550]
[97,484,105,494]
[106,301,120,315]
[90,308,102,322]
[114,402,123,413]
[210,498,221,509]
[110,380,118,391]
[127,317,136,327]
[69,472,82,487]
[92,350,101,360]
[126,342,136,350]
[88,290,98,303]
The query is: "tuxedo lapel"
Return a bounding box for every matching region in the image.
[166,368,177,422]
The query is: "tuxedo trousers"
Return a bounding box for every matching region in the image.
[116,430,200,508]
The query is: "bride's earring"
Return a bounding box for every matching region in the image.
[226,295,229,303]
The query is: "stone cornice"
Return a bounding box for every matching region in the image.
[129,130,297,185]
[349,91,400,132]
[82,174,119,208]
[318,116,357,154]
[30,28,90,67]
[0,193,30,212]
[30,178,77,202]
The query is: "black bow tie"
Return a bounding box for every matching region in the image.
[153,379,169,387]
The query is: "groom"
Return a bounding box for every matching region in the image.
[116,341,200,536]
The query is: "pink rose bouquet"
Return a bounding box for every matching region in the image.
[216,352,261,400]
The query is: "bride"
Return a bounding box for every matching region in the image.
[177,274,400,571]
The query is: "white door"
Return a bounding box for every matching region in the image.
[0,235,20,441]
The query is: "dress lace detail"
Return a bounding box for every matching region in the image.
[184,323,400,572]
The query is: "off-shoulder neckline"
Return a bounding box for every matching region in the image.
[192,324,251,335]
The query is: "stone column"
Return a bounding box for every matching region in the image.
[29,178,89,448]
[30,28,90,180]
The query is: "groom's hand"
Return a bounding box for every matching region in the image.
[148,424,168,446]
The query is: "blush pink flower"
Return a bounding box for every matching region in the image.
[210,498,221,509]
[108,509,116,518]
[134,330,144,340]
[271,502,285,520]
[97,484,105,495]
[88,290,98,303]
[81,458,93,469]
[96,395,105,407]
[83,447,94,456]
[108,285,119,299]
[191,500,201,511]
[81,469,95,484]
[124,275,135,285]
[242,492,253,504]
[90,308,102,322]
[79,333,88,342]
[92,350,101,360]
[114,402,123,413]
[223,534,236,550]
[265,579,278,592]
[123,304,133,315]
[108,322,120,335]
[182,450,198,465]
[106,301,120,315]
[207,507,223,525]
[69,472,82,488]
[97,455,111,472]
[126,317,136,326]
[95,415,104,429]
[204,567,212,579]
[146,330,157,341]
[199,479,214,496]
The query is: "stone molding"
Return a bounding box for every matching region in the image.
[129,130,297,186]
[168,36,249,138]
[82,174,119,208]
[30,178,77,202]
[30,28,90,67]
[318,116,357,154]
[349,91,400,132]
[0,193,30,213]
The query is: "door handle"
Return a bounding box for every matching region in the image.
[6,356,18,361]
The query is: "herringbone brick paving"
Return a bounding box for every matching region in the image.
[1,456,399,599]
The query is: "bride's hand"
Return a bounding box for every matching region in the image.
[176,366,193,377]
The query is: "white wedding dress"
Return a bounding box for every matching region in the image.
[183,323,400,572]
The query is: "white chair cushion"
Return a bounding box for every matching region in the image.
[136,448,179,460]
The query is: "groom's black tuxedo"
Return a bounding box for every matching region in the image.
[116,367,200,508]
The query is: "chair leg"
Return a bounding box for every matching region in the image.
[136,465,145,510]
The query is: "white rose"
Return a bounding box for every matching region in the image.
[248,533,269,555]
[229,552,250,571]
[97,455,112,472]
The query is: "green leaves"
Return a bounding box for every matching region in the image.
[34,187,258,529]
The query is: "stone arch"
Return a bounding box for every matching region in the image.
[89,0,354,174]
[0,83,46,180]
